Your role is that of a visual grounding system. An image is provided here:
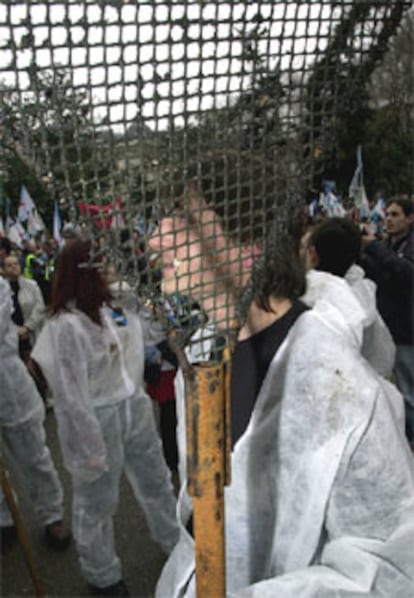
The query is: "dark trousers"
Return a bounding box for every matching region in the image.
[159,401,178,471]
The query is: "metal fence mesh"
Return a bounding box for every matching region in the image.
[0,1,410,336]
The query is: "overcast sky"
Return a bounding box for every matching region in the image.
[0,1,351,131]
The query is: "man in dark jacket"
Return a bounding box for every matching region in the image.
[360,196,414,443]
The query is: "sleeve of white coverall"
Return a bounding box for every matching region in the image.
[51,318,108,483]
[23,280,45,334]
[0,281,13,340]
[232,390,414,598]
[362,315,396,379]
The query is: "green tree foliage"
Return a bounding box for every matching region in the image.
[362,11,413,196]
[306,2,410,196]
[189,3,411,202]
[0,80,50,221]
[0,66,112,223]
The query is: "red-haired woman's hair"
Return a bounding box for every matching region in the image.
[49,238,112,325]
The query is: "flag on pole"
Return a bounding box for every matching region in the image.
[319,180,346,218]
[5,215,14,235]
[18,184,35,222]
[18,184,45,234]
[348,145,370,218]
[7,218,27,248]
[53,200,63,247]
[28,209,46,235]
[5,196,11,225]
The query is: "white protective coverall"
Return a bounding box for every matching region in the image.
[12,274,45,343]
[301,270,402,430]
[156,286,414,597]
[0,278,63,527]
[32,307,179,588]
[344,264,395,378]
[302,269,395,378]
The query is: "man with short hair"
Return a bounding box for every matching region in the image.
[361,197,414,443]
[301,217,396,380]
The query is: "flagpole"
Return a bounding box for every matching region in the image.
[53,201,63,247]
[0,178,5,236]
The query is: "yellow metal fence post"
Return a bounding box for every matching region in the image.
[168,331,233,598]
[184,353,232,598]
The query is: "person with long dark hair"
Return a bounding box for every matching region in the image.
[32,238,179,597]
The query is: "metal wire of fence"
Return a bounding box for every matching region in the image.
[0,1,410,335]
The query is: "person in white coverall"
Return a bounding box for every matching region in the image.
[32,239,179,597]
[300,217,395,379]
[147,160,414,598]
[0,277,70,550]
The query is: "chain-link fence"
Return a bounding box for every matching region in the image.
[0,1,410,333]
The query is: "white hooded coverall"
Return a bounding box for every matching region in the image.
[302,268,395,379]
[344,264,396,378]
[0,278,63,528]
[157,284,414,597]
[33,307,179,588]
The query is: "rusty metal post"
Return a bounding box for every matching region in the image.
[184,355,232,598]
[0,458,45,598]
[166,327,233,598]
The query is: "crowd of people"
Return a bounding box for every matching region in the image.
[0,227,180,596]
[0,160,413,596]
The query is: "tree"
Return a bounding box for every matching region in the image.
[362,10,414,195]
[304,2,410,195]
[189,3,411,202]
[0,66,112,223]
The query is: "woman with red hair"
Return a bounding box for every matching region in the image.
[33,238,179,597]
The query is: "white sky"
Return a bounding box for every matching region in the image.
[0,1,350,131]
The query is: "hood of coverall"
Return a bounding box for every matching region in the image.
[301,269,366,351]
[344,263,378,327]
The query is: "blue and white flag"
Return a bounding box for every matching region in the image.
[53,200,63,246]
[18,184,45,234]
[7,218,26,248]
[18,184,36,222]
[349,145,370,218]
[319,181,345,218]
